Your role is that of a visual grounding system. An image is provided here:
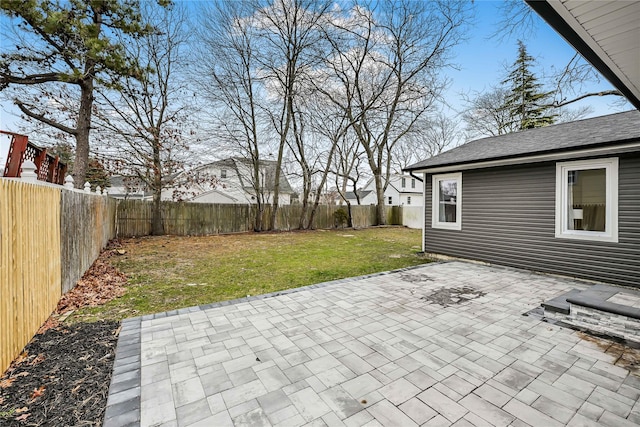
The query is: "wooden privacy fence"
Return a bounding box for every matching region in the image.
[116,200,403,237]
[0,180,61,374]
[61,191,117,292]
[0,178,116,373]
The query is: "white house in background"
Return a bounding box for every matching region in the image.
[344,174,424,207]
[108,176,153,200]
[162,158,294,205]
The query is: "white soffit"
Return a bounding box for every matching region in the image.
[542,0,640,108]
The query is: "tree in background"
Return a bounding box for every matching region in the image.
[462,42,559,139]
[195,0,268,231]
[94,2,190,235]
[253,0,331,230]
[393,113,460,172]
[48,142,109,190]
[0,0,165,188]
[502,41,557,130]
[493,1,623,108]
[461,87,519,139]
[318,0,471,225]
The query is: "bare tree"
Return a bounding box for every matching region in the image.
[303,96,350,229]
[317,0,470,225]
[461,87,519,139]
[94,2,191,235]
[333,128,368,227]
[394,113,460,171]
[253,0,331,229]
[195,0,268,231]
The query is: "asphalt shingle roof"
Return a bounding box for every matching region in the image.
[406,110,640,171]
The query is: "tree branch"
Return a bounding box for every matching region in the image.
[0,72,61,86]
[16,101,78,135]
[549,90,623,108]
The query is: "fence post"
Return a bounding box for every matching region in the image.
[21,160,38,183]
[84,182,91,193]
[64,175,75,190]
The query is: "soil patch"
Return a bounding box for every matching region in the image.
[578,332,640,376]
[0,321,119,426]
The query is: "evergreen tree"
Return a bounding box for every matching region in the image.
[0,0,167,188]
[502,41,557,130]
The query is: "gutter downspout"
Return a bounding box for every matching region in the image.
[409,171,423,182]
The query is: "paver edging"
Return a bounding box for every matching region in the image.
[103,317,142,427]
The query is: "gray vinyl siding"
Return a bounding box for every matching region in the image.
[424,153,640,288]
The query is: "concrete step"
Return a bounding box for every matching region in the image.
[542,284,640,345]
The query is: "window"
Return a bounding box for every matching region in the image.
[221,169,227,178]
[411,179,415,189]
[407,196,411,205]
[432,173,462,230]
[555,158,618,242]
[388,196,393,205]
[401,178,406,188]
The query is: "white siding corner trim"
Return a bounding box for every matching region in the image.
[432,172,462,231]
[555,157,619,243]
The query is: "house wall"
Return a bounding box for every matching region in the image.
[424,153,640,288]
[400,193,423,207]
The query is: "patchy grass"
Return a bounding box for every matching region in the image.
[69,227,429,323]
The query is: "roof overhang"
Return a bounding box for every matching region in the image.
[410,140,640,174]
[526,0,640,110]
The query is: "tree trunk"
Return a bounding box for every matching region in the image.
[374,173,386,225]
[151,136,164,235]
[269,141,286,230]
[254,201,264,232]
[308,138,337,230]
[152,191,164,235]
[73,78,94,188]
[346,201,353,228]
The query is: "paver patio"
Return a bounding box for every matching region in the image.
[104,261,640,427]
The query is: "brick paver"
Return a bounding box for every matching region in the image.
[104,261,640,426]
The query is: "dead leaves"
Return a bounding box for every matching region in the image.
[37,317,60,334]
[15,412,30,421]
[0,378,15,389]
[29,386,46,401]
[56,252,128,314]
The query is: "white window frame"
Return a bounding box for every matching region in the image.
[432,172,462,230]
[407,196,411,205]
[555,157,618,243]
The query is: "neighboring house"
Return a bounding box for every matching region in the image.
[405,110,640,288]
[108,175,152,200]
[344,174,424,206]
[162,158,294,205]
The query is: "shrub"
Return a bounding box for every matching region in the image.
[333,208,348,228]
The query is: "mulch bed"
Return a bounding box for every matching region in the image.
[0,321,120,426]
[0,241,129,426]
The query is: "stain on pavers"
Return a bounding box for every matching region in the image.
[421,286,487,307]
